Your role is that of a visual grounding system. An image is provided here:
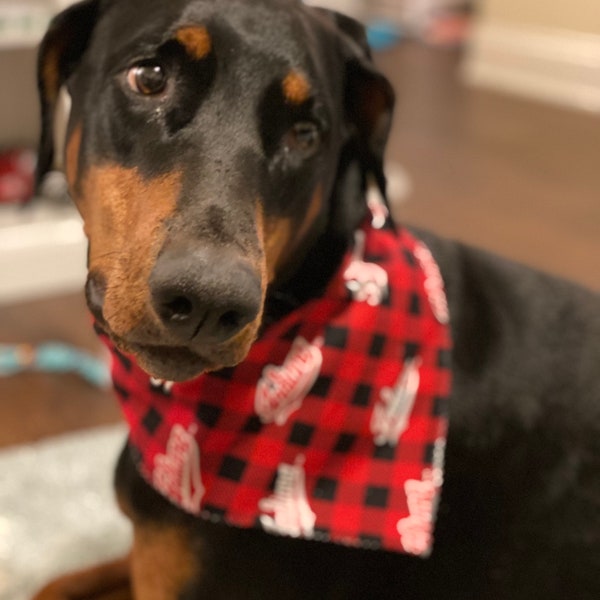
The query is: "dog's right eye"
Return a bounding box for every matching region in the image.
[284,122,321,158]
[126,62,168,96]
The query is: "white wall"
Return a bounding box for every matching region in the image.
[464,0,600,112]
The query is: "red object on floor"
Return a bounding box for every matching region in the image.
[0,149,36,204]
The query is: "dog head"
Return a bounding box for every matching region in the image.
[37,0,394,381]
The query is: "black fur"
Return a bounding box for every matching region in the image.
[37,1,600,598]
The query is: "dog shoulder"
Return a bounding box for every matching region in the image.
[413,227,600,409]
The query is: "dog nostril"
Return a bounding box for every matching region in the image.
[218,310,242,331]
[161,296,194,321]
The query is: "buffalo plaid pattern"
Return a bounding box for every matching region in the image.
[104,224,452,556]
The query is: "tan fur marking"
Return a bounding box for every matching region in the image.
[65,125,82,191]
[282,70,311,105]
[175,26,212,60]
[131,523,199,600]
[264,217,294,281]
[260,186,322,280]
[256,203,281,283]
[77,166,181,337]
[297,185,322,244]
[31,556,131,600]
[41,42,62,105]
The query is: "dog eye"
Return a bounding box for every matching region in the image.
[126,62,167,96]
[284,122,320,157]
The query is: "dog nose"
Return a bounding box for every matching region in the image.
[149,247,262,344]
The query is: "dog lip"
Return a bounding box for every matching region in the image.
[102,328,215,380]
[128,341,213,362]
[101,324,250,381]
[129,342,214,381]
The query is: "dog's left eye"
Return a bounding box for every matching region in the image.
[284,122,321,158]
[126,62,168,96]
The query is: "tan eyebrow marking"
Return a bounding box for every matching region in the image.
[174,26,212,60]
[282,70,311,105]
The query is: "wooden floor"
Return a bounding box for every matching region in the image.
[1,42,598,448]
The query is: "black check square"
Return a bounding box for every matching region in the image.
[352,384,372,407]
[313,477,338,501]
[369,334,386,357]
[282,323,301,341]
[113,381,130,400]
[114,350,132,371]
[404,342,421,360]
[324,326,348,349]
[218,456,247,482]
[314,527,331,542]
[142,407,162,434]
[403,248,416,268]
[359,534,382,550]
[364,253,384,263]
[204,505,227,519]
[334,433,356,454]
[381,289,392,307]
[311,375,332,398]
[409,292,421,315]
[289,422,315,447]
[424,443,436,464]
[242,415,263,434]
[197,403,222,428]
[365,485,389,508]
[211,367,235,381]
[438,348,452,369]
[373,443,396,461]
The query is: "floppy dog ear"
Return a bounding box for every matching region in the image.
[316,9,395,221]
[36,0,100,187]
[339,19,395,204]
[344,55,395,195]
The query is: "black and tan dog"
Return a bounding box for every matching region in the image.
[34,0,599,599]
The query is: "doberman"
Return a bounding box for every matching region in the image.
[33,1,599,599]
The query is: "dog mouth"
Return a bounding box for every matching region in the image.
[127,342,214,382]
[101,323,254,382]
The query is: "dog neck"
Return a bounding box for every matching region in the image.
[266,155,375,323]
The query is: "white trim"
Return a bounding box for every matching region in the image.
[463,21,600,113]
[0,203,87,305]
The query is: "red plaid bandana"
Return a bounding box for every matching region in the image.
[105,224,452,557]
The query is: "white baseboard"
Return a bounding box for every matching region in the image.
[463,21,600,113]
[0,203,87,305]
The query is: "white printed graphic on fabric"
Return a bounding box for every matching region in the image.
[259,456,316,539]
[371,357,421,446]
[397,467,442,556]
[367,187,390,229]
[344,230,389,306]
[153,424,204,514]
[413,241,450,324]
[255,337,323,426]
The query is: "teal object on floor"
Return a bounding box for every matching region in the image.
[0,342,110,388]
[367,20,403,50]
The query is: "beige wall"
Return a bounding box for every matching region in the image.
[0,47,40,147]
[481,0,600,35]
